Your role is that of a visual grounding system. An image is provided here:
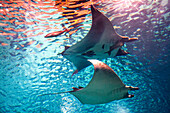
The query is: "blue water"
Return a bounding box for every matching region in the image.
[0,0,169,113]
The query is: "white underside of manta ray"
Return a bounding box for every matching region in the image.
[61,5,138,75]
[40,60,139,104]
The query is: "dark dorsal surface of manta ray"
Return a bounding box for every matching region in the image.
[40,60,139,104]
[61,5,138,74]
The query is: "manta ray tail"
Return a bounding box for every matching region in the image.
[38,92,68,96]
[38,87,84,97]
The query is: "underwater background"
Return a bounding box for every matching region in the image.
[0,0,169,113]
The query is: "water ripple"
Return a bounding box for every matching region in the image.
[0,0,169,113]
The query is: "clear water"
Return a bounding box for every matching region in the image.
[0,0,169,113]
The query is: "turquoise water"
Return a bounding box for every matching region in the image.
[0,0,169,113]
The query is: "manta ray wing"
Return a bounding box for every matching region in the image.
[90,5,121,44]
[63,5,121,55]
[84,59,125,91]
[63,5,106,55]
[70,60,138,104]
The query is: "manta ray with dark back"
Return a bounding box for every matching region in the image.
[40,60,139,104]
[59,5,138,75]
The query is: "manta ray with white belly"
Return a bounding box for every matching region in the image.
[40,60,139,104]
[60,5,138,75]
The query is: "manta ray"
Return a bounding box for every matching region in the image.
[61,5,138,75]
[40,60,139,104]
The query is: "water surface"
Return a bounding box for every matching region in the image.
[0,0,169,113]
